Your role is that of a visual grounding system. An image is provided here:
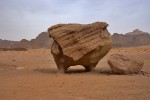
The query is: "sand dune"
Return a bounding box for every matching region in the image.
[0,46,150,100]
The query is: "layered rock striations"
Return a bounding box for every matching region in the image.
[48,22,112,73]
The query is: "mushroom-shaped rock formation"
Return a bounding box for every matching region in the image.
[48,22,112,73]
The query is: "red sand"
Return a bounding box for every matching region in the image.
[0,46,150,100]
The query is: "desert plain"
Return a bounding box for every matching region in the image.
[0,46,150,100]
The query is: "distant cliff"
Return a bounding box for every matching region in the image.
[0,39,18,48]
[0,32,53,49]
[112,29,150,47]
[0,29,150,48]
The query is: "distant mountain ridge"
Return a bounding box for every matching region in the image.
[0,32,53,49]
[0,39,18,48]
[112,29,150,47]
[0,29,150,48]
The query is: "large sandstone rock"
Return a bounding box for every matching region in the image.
[107,54,144,74]
[48,22,112,73]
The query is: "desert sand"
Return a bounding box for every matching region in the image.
[0,46,150,100]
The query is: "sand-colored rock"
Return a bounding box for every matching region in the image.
[108,54,144,74]
[48,22,112,73]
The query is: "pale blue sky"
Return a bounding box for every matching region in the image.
[0,0,150,40]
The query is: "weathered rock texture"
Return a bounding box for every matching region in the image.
[108,54,144,74]
[48,22,112,73]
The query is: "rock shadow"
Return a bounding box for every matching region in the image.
[34,66,113,75]
[67,69,88,74]
[34,67,148,76]
[34,67,57,74]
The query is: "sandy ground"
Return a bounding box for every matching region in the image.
[0,46,150,100]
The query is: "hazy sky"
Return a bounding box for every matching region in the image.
[0,0,150,40]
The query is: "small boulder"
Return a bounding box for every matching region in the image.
[107,54,144,74]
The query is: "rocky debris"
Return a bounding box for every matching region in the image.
[48,22,112,73]
[107,54,144,74]
[112,29,150,47]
